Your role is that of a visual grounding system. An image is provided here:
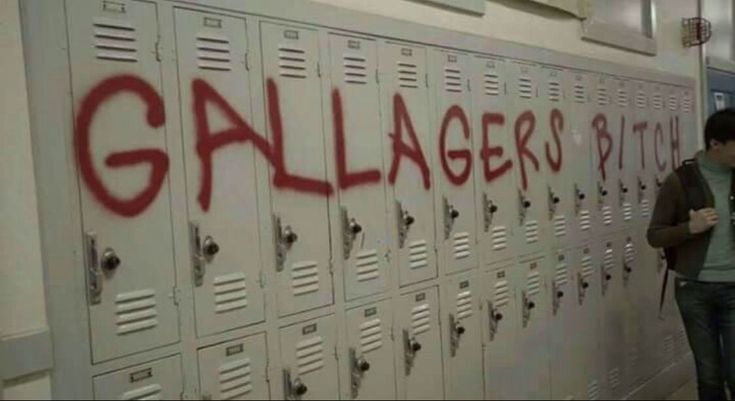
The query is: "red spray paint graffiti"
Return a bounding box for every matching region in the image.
[387,93,431,189]
[546,108,564,173]
[514,110,540,191]
[654,122,667,172]
[480,112,513,183]
[592,113,613,181]
[633,121,648,169]
[332,89,381,190]
[439,105,473,186]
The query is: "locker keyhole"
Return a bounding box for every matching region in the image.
[101,249,121,271]
[202,236,220,259]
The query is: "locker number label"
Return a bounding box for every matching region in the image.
[401,48,413,56]
[303,323,317,335]
[558,254,565,262]
[364,307,377,317]
[204,17,222,29]
[415,293,426,302]
[284,30,299,40]
[102,1,126,14]
[129,368,153,383]
[448,55,457,63]
[497,271,506,279]
[226,344,244,357]
[460,280,470,289]
[348,40,361,50]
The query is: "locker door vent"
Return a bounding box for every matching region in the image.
[491,226,508,251]
[524,220,540,244]
[456,290,473,319]
[291,261,320,296]
[296,336,325,375]
[604,248,614,271]
[616,88,629,108]
[493,280,511,307]
[121,384,162,400]
[636,91,647,109]
[278,45,308,79]
[196,34,233,71]
[663,335,675,363]
[596,86,609,106]
[608,368,621,390]
[444,66,463,93]
[553,215,567,238]
[526,271,542,297]
[398,62,419,88]
[587,380,601,400]
[218,358,254,400]
[356,250,381,282]
[624,243,635,266]
[668,94,679,111]
[408,240,429,270]
[518,76,535,99]
[652,93,663,110]
[214,272,249,314]
[623,202,634,222]
[682,95,692,113]
[360,318,384,353]
[573,83,587,104]
[115,289,159,335]
[411,303,431,335]
[602,206,613,226]
[641,199,651,218]
[554,263,569,286]
[343,54,368,85]
[484,72,501,96]
[453,232,472,260]
[581,255,594,279]
[580,210,592,231]
[93,18,139,63]
[548,80,562,102]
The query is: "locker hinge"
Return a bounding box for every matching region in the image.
[467,78,471,92]
[155,39,162,62]
[172,287,181,306]
[244,52,250,71]
[259,270,266,289]
[317,62,322,77]
[375,69,379,83]
[425,73,429,87]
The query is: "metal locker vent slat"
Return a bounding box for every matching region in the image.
[553,215,567,238]
[115,289,159,335]
[526,271,542,296]
[444,66,463,93]
[93,18,139,62]
[548,80,562,102]
[652,93,663,110]
[397,62,419,88]
[484,72,501,96]
[641,199,651,218]
[296,336,325,375]
[636,91,647,109]
[453,232,472,260]
[624,243,635,265]
[456,290,473,320]
[668,94,679,111]
[356,250,381,282]
[580,210,592,231]
[493,280,511,307]
[491,226,508,250]
[291,261,320,296]
[587,380,601,400]
[581,256,594,279]
[554,263,569,286]
[411,303,431,335]
[360,318,384,353]
[608,368,622,390]
[343,54,368,84]
[574,83,587,103]
[682,95,692,113]
[602,206,613,226]
[663,335,675,362]
[408,240,429,270]
[219,358,253,400]
[596,86,609,106]
[278,45,308,79]
[214,272,248,314]
[525,220,540,244]
[121,384,162,401]
[196,34,233,71]
[604,248,614,270]
[518,76,534,99]
[623,203,634,222]
[617,89,629,108]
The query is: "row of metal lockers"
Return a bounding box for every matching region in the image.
[40,0,695,399]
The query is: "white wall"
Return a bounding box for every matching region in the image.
[0,0,52,398]
[703,0,734,62]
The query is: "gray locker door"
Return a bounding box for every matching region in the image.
[507,61,547,256]
[377,42,438,287]
[576,245,603,401]
[539,67,572,248]
[599,238,626,399]
[679,87,696,162]
[665,87,682,169]
[591,74,621,236]
[470,56,518,266]
[442,273,483,400]
[482,267,520,400]
[327,34,390,301]
[549,249,581,400]
[93,355,183,400]
[632,81,655,223]
[614,78,638,228]
[517,257,551,400]
[66,0,179,363]
[397,288,443,400]
[622,234,644,390]
[280,316,339,400]
[649,84,672,193]
[431,50,478,275]
[345,300,396,400]
[260,22,334,316]
[174,9,265,338]
[198,334,269,400]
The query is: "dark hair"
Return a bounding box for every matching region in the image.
[705,108,735,149]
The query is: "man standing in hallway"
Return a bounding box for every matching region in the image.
[648,108,735,400]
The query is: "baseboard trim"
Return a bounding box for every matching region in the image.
[0,329,53,384]
[626,355,695,400]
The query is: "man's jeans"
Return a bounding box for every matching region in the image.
[676,278,735,400]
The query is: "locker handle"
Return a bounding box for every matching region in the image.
[411,341,422,352]
[624,266,633,273]
[582,282,590,289]
[357,358,371,372]
[350,220,363,235]
[456,325,466,335]
[495,313,503,321]
[523,200,532,208]
[294,381,308,396]
[404,214,415,226]
[606,274,612,281]
[556,291,564,298]
[578,193,586,200]
[101,249,121,271]
[284,227,299,244]
[85,232,103,305]
[528,301,536,310]
[202,236,220,258]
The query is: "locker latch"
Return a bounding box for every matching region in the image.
[577,272,590,306]
[518,189,531,225]
[655,176,664,196]
[522,291,536,328]
[443,197,460,240]
[190,222,220,287]
[574,183,586,215]
[623,258,633,286]
[395,201,415,249]
[482,193,498,232]
[619,179,629,207]
[403,329,422,376]
[341,207,363,259]
[283,369,308,400]
[638,176,647,204]
[657,251,666,273]
[597,182,609,210]
[274,215,299,272]
[449,314,466,357]
[602,265,612,296]
[552,280,564,316]
[85,232,103,305]
[487,301,503,342]
[349,348,371,399]
[548,186,561,219]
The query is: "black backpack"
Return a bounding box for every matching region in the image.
[659,159,707,315]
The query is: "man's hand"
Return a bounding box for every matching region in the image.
[689,208,719,235]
